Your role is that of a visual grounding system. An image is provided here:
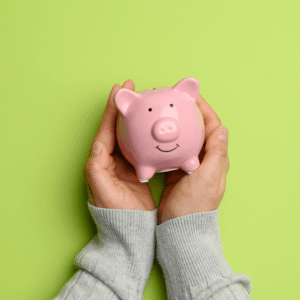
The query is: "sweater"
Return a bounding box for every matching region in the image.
[53,201,251,299]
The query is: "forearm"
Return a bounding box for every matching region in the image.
[54,201,158,300]
[156,208,252,300]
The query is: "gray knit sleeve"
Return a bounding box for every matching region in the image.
[155,208,252,300]
[54,201,158,300]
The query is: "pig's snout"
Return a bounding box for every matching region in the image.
[152,117,180,143]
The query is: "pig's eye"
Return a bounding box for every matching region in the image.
[148,108,152,112]
[170,104,174,107]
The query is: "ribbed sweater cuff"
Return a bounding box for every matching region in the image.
[155,209,251,299]
[74,201,158,299]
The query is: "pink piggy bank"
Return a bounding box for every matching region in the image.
[113,77,205,183]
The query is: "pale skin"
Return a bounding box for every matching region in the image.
[83,79,229,224]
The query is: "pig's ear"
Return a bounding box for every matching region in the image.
[172,77,200,101]
[113,89,141,116]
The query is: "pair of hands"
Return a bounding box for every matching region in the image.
[83,79,229,224]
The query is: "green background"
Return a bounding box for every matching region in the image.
[1,0,299,299]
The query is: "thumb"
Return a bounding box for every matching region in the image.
[197,126,229,181]
[85,141,114,207]
[89,141,110,171]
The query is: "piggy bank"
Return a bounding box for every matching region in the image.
[113,77,205,183]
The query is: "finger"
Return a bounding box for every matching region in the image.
[91,79,135,155]
[86,181,96,206]
[91,83,121,155]
[196,125,229,186]
[122,78,135,90]
[199,141,206,163]
[196,94,222,140]
[85,142,115,208]
[83,165,95,205]
[218,154,229,194]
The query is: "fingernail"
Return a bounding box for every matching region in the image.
[93,142,103,155]
[218,126,228,142]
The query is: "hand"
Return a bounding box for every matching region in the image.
[83,80,156,211]
[158,94,229,224]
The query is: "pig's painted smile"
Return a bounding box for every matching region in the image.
[156,144,180,152]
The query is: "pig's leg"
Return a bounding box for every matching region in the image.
[180,156,200,174]
[136,166,156,183]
